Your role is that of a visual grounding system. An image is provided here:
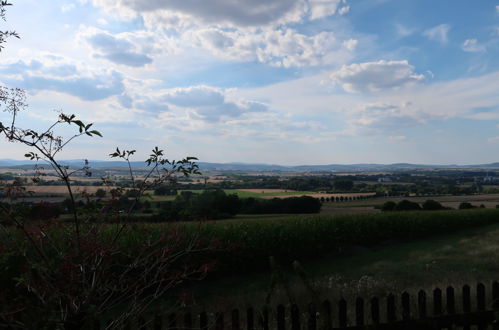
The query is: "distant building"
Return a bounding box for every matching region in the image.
[378,177,393,182]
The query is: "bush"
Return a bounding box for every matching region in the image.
[459,202,475,209]
[394,200,421,211]
[381,201,397,211]
[422,199,445,211]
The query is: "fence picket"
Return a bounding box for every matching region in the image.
[199,312,208,330]
[261,306,269,330]
[338,299,347,328]
[493,282,499,310]
[355,297,364,326]
[307,303,317,330]
[462,285,471,330]
[184,312,193,329]
[277,305,285,330]
[434,288,443,316]
[401,291,410,320]
[370,297,380,325]
[447,286,456,314]
[246,308,254,330]
[322,300,332,330]
[418,290,427,319]
[386,294,396,323]
[215,312,224,330]
[291,304,300,330]
[231,309,240,330]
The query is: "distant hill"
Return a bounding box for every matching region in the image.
[2,159,499,172]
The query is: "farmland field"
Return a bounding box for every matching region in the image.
[189,222,499,308]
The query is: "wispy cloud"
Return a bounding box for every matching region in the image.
[423,24,451,44]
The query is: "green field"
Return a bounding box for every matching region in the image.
[181,189,314,198]
[189,222,499,307]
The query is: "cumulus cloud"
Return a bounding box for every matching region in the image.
[423,24,451,44]
[82,29,153,67]
[347,102,428,135]
[90,0,354,68]
[93,0,346,27]
[329,60,425,93]
[186,27,342,67]
[160,86,267,122]
[122,85,268,123]
[462,38,486,52]
[0,58,124,101]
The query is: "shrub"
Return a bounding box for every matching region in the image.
[394,200,421,211]
[381,201,397,211]
[459,202,475,209]
[422,199,445,211]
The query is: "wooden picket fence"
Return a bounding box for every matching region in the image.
[95,282,499,329]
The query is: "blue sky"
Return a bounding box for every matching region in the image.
[1,0,499,165]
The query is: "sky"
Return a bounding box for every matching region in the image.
[1,0,499,165]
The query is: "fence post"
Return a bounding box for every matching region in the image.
[433,288,442,316]
[184,311,193,329]
[216,312,224,330]
[355,297,364,326]
[322,300,332,330]
[371,297,380,325]
[401,292,410,321]
[231,309,240,330]
[476,283,487,330]
[339,298,347,328]
[493,282,499,310]
[387,294,396,323]
[418,290,427,319]
[277,305,285,330]
[462,285,471,330]
[246,308,254,330]
[199,312,208,330]
[307,303,317,330]
[447,286,456,314]
[260,306,269,330]
[290,304,300,330]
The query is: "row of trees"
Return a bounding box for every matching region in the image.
[154,190,322,221]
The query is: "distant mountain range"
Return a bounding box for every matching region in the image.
[2,159,499,172]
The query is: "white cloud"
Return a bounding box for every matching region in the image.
[423,24,451,44]
[329,60,425,93]
[338,6,350,15]
[0,57,125,101]
[462,38,486,52]
[61,3,76,12]
[90,0,355,68]
[496,5,499,12]
[394,24,416,38]
[93,0,347,27]
[185,27,342,67]
[79,28,155,67]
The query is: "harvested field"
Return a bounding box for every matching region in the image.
[262,192,377,199]
[238,189,296,193]
[24,185,118,195]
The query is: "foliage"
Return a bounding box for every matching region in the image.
[459,202,475,210]
[421,199,445,211]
